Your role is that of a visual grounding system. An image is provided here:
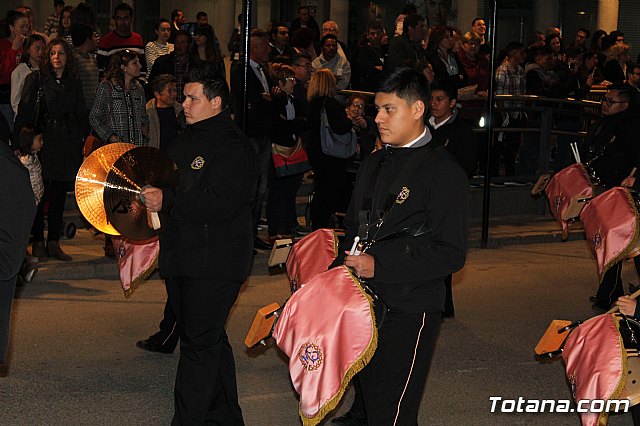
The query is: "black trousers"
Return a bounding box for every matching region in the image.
[32,179,71,243]
[596,257,640,308]
[148,280,179,352]
[166,276,244,425]
[266,170,302,236]
[358,308,441,425]
[0,276,17,365]
[310,158,349,230]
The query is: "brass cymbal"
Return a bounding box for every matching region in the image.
[75,143,136,235]
[104,147,178,241]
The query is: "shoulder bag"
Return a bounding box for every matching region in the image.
[272,137,311,177]
[320,99,357,159]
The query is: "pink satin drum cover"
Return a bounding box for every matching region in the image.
[580,187,639,279]
[563,314,626,426]
[112,236,159,297]
[286,229,339,291]
[272,266,377,426]
[545,164,594,233]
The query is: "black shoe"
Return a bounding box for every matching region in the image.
[136,339,174,354]
[331,412,367,426]
[254,237,273,250]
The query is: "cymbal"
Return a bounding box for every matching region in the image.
[75,143,136,235]
[104,147,178,240]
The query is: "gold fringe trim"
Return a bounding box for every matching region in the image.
[596,314,629,426]
[299,266,379,426]
[598,188,640,283]
[122,256,159,299]
[331,230,339,259]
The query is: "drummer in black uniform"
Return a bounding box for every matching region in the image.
[332,68,469,424]
[586,84,640,310]
[140,69,257,424]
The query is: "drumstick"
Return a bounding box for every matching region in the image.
[570,142,581,164]
[629,167,637,178]
[349,236,360,256]
[570,143,577,163]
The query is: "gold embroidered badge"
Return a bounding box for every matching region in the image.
[191,156,205,170]
[298,342,323,371]
[396,187,410,204]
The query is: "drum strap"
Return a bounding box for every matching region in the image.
[359,144,437,248]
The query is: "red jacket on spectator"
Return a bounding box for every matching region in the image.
[0,38,23,85]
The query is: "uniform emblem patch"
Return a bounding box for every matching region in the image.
[592,231,602,249]
[298,342,323,371]
[554,196,562,212]
[191,156,205,170]
[396,187,410,204]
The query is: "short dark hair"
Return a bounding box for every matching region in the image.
[402,14,426,36]
[186,68,229,107]
[367,21,383,32]
[430,78,457,101]
[54,0,65,7]
[270,22,288,37]
[577,28,590,39]
[319,33,338,47]
[70,23,93,47]
[378,67,430,108]
[152,74,176,94]
[290,52,311,65]
[472,17,484,26]
[298,5,309,12]
[196,11,207,19]
[155,18,170,31]
[114,2,133,17]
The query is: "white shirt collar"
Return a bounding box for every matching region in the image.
[428,113,453,129]
[385,127,430,149]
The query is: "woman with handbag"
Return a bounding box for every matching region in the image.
[90,49,149,147]
[14,38,88,261]
[266,63,310,242]
[306,69,354,229]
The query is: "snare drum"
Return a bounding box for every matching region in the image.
[579,187,640,280]
[545,163,595,239]
[563,313,640,425]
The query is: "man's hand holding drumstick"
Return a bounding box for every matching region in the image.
[343,236,375,279]
[621,167,637,188]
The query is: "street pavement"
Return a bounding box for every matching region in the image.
[1,223,638,425]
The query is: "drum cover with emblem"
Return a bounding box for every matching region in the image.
[104,146,178,241]
[75,143,136,235]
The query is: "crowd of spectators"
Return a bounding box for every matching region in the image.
[1,1,639,261]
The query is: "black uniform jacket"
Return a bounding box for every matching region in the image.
[585,109,640,188]
[159,109,258,281]
[334,133,469,313]
[428,109,477,178]
[0,141,36,280]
